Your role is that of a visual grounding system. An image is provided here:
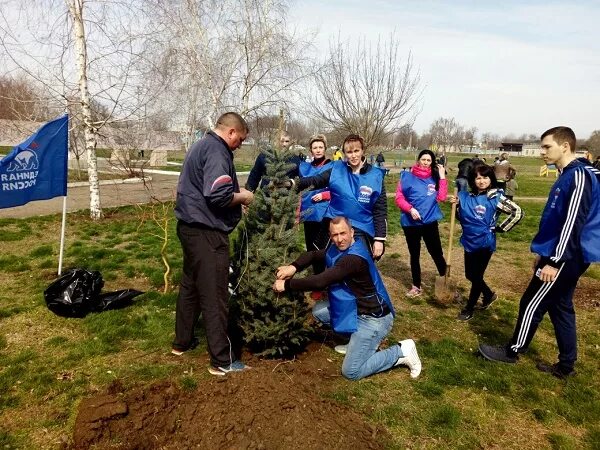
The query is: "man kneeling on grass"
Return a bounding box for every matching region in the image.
[273,216,421,380]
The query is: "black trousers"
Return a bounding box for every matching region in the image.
[464,248,494,311]
[508,256,589,370]
[303,219,330,274]
[173,221,238,367]
[403,221,447,288]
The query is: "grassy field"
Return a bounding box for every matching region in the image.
[1,200,599,449]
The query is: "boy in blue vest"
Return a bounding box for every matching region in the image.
[273,216,421,380]
[479,127,600,378]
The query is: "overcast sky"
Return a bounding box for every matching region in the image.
[289,0,600,139]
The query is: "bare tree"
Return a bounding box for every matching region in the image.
[311,33,421,149]
[429,117,464,155]
[392,123,419,149]
[0,74,51,120]
[142,0,315,147]
[481,132,501,153]
[464,126,478,150]
[0,0,156,219]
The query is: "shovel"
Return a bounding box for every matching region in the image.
[435,187,458,301]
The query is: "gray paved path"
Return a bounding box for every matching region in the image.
[0,167,543,219]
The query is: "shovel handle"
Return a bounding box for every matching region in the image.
[446,187,458,278]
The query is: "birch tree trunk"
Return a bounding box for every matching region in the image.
[66,0,102,220]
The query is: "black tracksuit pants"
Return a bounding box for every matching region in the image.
[173,221,239,367]
[403,221,447,288]
[508,255,589,370]
[464,248,494,311]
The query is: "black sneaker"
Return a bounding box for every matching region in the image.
[478,343,518,364]
[478,293,498,310]
[457,309,474,321]
[536,362,576,379]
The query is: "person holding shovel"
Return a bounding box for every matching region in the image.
[449,164,523,321]
[395,149,448,297]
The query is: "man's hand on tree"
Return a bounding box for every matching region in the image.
[272,279,286,292]
[238,187,254,206]
[276,265,296,280]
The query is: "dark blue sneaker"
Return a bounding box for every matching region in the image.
[478,343,518,364]
[208,360,252,376]
[536,362,576,379]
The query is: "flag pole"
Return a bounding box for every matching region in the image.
[58,197,67,275]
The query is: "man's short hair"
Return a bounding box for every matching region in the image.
[330,216,352,229]
[342,134,364,150]
[280,130,291,139]
[216,112,248,133]
[309,134,327,150]
[541,126,576,153]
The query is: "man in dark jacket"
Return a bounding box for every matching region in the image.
[173,112,254,376]
[245,131,301,192]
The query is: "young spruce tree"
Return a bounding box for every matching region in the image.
[232,145,311,357]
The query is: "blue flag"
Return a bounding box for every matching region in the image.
[0,115,69,209]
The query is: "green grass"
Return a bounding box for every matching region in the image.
[0,203,598,448]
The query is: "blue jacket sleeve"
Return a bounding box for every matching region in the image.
[548,167,592,266]
[245,153,267,192]
[203,153,235,208]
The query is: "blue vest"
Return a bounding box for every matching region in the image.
[325,240,395,334]
[299,161,332,222]
[458,190,500,252]
[399,171,443,227]
[326,161,385,237]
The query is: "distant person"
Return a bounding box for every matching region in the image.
[395,149,448,297]
[273,217,422,380]
[494,152,513,191]
[593,155,600,170]
[375,151,385,168]
[479,126,600,379]
[455,158,474,193]
[173,112,254,375]
[332,147,344,161]
[451,164,522,321]
[505,171,518,200]
[245,131,301,192]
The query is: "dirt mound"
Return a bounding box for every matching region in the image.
[72,344,390,449]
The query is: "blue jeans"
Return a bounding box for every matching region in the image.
[313,301,402,380]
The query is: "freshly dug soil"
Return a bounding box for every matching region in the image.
[72,343,390,450]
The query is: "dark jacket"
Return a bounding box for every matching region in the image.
[245,152,302,191]
[174,131,241,233]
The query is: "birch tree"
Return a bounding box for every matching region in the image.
[0,0,154,219]
[142,0,314,146]
[65,0,102,218]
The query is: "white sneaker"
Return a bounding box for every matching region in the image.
[395,339,422,378]
[334,344,347,355]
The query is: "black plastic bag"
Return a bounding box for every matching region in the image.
[96,289,143,312]
[44,269,143,318]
